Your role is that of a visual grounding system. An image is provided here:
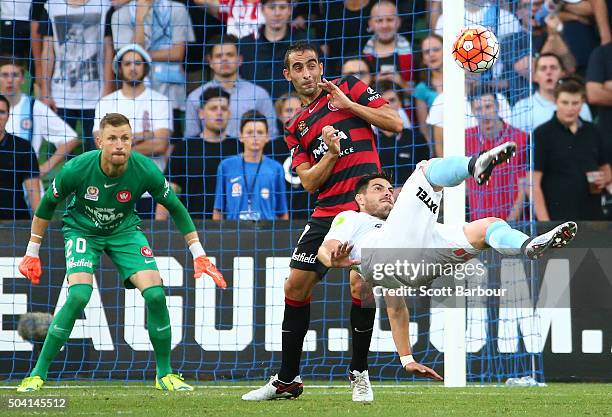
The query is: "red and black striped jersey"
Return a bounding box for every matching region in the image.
[285,76,386,218]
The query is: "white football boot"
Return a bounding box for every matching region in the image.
[349,370,374,402]
[523,221,577,260]
[241,374,304,401]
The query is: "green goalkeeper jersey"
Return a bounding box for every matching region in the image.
[35,150,196,236]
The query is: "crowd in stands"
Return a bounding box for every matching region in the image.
[0,0,611,222]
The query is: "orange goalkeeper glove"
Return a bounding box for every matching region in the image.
[19,255,42,285]
[194,255,227,289]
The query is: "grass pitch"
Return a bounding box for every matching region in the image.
[1,381,611,417]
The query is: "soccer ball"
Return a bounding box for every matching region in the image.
[452,25,499,73]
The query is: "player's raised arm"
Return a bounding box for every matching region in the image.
[317,77,403,133]
[149,169,227,289]
[384,294,443,381]
[318,240,359,268]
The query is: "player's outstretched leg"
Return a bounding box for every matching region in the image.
[142,285,193,391]
[522,221,578,259]
[474,219,577,259]
[424,141,516,188]
[17,283,93,392]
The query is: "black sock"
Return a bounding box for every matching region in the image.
[278,298,311,382]
[349,299,376,373]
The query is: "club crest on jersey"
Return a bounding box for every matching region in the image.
[231,183,242,197]
[328,102,339,112]
[298,120,309,135]
[140,246,153,257]
[260,187,270,200]
[85,186,99,201]
[116,190,131,203]
[21,118,32,131]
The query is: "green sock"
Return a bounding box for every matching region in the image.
[142,285,172,378]
[31,284,93,380]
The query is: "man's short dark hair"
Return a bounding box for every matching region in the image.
[0,58,25,75]
[468,83,498,104]
[207,34,239,57]
[0,94,10,110]
[240,110,268,133]
[374,80,404,103]
[554,75,586,100]
[534,52,565,72]
[100,113,131,131]
[200,87,231,108]
[261,0,290,4]
[284,41,319,69]
[355,172,394,195]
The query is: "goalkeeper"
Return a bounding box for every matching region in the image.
[17,113,226,392]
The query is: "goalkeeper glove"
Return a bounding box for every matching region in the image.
[194,255,227,289]
[189,241,226,289]
[19,242,42,285]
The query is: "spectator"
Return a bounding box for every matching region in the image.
[0,94,41,219]
[434,0,521,41]
[184,0,224,82]
[534,78,611,221]
[503,0,577,98]
[0,0,35,60]
[185,34,277,139]
[341,58,372,86]
[413,34,443,142]
[511,53,591,132]
[316,0,374,76]
[0,59,80,177]
[427,90,512,157]
[375,81,429,186]
[213,110,287,220]
[94,44,171,170]
[198,0,265,39]
[466,87,529,222]
[158,87,238,220]
[110,0,195,137]
[586,42,612,156]
[39,0,113,150]
[239,0,312,100]
[94,44,172,217]
[265,92,312,218]
[362,0,412,90]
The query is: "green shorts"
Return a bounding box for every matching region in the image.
[63,227,158,289]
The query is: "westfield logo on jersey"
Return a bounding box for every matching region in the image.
[116,190,131,203]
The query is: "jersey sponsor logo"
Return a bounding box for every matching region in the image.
[85,186,99,201]
[260,187,270,200]
[52,179,59,198]
[312,130,350,160]
[367,87,376,95]
[140,246,153,257]
[116,190,131,203]
[298,120,309,135]
[291,248,317,264]
[85,206,124,227]
[367,86,382,102]
[416,186,439,214]
[231,183,242,197]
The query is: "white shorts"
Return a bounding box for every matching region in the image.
[363,162,480,288]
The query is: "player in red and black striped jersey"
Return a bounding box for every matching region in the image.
[242,42,402,402]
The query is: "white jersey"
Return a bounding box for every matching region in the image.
[6,94,78,154]
[45,0,110,110]
[324,210,385,266]
[94,88,172,171]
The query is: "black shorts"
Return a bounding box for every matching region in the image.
[289,216,335,277]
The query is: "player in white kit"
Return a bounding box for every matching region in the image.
[317,141,577,378]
